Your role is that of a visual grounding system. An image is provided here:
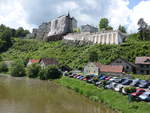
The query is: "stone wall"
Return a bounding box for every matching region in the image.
[63,30,127,45]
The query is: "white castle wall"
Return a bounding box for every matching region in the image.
[63,31,127,45]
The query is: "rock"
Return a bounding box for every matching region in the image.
[30,14,77,41]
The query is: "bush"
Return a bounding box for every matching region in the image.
[39,65,62,80]
[10,60,26,77]
[0,62,8,72]
[26,63,41,78]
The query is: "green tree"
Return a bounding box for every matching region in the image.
[99,18,113,31]
[10,60,26,77]
[15,27,30,37]
[118,25,127,33]
[26,63,41,78]
[0,62,8,72]
[88,51,98,62]
[39,66,62,80]
[73,28,81,33]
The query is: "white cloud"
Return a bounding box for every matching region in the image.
[0,0,150,33]
[0,0,34,31]
[128,1,150,33]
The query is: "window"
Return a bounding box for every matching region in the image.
[146,65,149,68]
[140,65,144,68]
[141,70,144,73]
[126,66,129,69]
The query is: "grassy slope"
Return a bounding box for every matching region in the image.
[56,77,150,113]
[1,33,150,70]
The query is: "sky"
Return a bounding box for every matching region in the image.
[0,0,150,33]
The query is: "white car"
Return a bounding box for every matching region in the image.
[139,92,150,101]
[114,84,124,92]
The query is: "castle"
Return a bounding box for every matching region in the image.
[29,13,127,45]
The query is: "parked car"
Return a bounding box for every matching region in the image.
[122,79,132,85]
[99,76,107,80]
[139,82,150,88]
[114,84,124,92]
[105,76,111,81]
[130,79,140,87]
[131,88,145,97]
[138,92,150,101]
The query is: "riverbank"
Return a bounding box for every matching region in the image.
[56,76,150,113]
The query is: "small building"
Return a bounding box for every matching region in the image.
[40,58,59,67]
[27,59,40,66]
[109,58,136,73]
[81,24,98,33]
[135,57,150,75]
[84,62,124,76]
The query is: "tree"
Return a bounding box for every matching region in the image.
[88,51,98,62]
[15,27,30,37]
[26,63,41,78]
[0,62,8,72]
[99,18,113,31]
[73,28,81,33]
[137,18,150,40]
[118,25,127,33]
[39,66,62,80]
[10,60,26,77]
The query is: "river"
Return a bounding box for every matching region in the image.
[0,75,117,113]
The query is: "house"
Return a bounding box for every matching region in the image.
[135,57,150,75]
[27,59,40,66]
[81,24,98,33]
[109,58,136,73]
[40,58,59,67]
[84,62,124,76]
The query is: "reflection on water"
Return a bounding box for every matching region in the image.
[0,76,117,113]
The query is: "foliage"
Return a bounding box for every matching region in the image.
[137,18,150,40]
[0,62,8,72]
[73,28,81,33]
[2,33,150,70]
[26,63,41,78]
[10,60,26,77]
[57,77,150,113]
[99,18,113,31]
[118,25,127,33]
[39,65,62,80]
[88,50,98,62]
[124,86,136,94]
[15,27,30,38]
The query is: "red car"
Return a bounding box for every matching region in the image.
[131,89,145,97]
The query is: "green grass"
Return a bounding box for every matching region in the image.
[132,74,150,81]
[56,77,150,113]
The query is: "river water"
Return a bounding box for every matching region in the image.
[0,76,117,113]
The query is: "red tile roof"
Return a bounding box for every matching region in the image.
[99,65,124,73]
[135,57,150,64]
[29,59,40,63]
[94,62,123,73]
[40,58,58,65]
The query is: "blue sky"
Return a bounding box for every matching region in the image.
[128,0,142,8]
[0,0,150,33]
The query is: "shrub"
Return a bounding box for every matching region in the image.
[26,63,41,78]
[124,86,136,94]
[0,62,8,72]
[39,65,62,80]
[10,60,26,77]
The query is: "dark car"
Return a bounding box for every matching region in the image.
[139,82,150,88]
[122,79,132,85]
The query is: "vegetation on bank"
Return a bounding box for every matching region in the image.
[56,77,150,113]
[1,33,150,70]
[0,60,62,80]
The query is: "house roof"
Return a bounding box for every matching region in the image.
[109,58,136,67]
[29,59,40,63]
[40,58,58,65]
[99,65,124,73]
[135,57,150,64]
[93,62,123,73]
